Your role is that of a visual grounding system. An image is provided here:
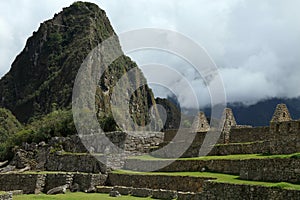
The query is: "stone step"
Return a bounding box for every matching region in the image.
[96,185,189,199]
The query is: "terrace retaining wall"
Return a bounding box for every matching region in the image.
[107,173,213,192]
[0,172,107,194]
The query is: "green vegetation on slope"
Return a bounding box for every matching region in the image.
[0,108,23,143]
[0,109,75,160]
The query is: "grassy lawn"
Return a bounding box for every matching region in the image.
[129,153,300,161]
[15,192,151,200]
[113,170,300,191]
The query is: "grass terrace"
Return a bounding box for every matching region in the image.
[15,192,151,200]
[112,170,300,191]
[128,153,300,161]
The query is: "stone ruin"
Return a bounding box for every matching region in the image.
[0,103,299,199]
[193,112,210,132]
[271,103,292,123]
[221,108,237,143]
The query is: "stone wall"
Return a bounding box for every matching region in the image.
[199,181,300,200]
[45,154,107,173]
[124,157,300,183]
[58,131,164,154]
[107,173,213,192]
[43,173,73,192]
[229,127,270,143]
[0,174,39,194]
[209,141,270,156]
[269,120,300,154]
[124,159,242,174]
[156,141,270,158]
[103,176,300,200]
[270,120,300,137]
[73,173,107,192]
[240,158,300,183]
[0,172,107,194]
[0,192,12,200]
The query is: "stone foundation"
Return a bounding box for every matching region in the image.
[0,172,107,194]
[124,157,300,183]
[200,181,300,200]
[45,154,107,173]
[107,173,212,192]
[0,192,12,200]
[124,158,243,174]
[96,182,300,200]
[240,158,300,183]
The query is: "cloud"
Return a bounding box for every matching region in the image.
[0,0,300,108]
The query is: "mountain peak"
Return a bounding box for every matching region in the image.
[0,2,157,128]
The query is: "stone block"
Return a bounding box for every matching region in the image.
[131,188,152,197]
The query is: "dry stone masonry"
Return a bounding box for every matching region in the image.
[0,104,299,199]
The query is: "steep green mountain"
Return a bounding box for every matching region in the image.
[0,1,158,129]
[0,108,22,143]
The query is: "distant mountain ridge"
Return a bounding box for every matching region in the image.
[199,97,300,127]
[227,97,300,126]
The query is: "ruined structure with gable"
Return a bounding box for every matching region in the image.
[0,103,299,199]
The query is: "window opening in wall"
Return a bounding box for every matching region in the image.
[276,124,280,132]
[288,123,292,132]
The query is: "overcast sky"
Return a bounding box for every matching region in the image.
[1,0,300,108]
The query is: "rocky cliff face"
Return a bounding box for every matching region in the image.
[0,2,158,129]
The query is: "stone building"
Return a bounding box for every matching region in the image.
[270,104,292,123]
[221,108,237,143]
[194,112,210,132]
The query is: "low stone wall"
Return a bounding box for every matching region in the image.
[156,131,298,158]
[73,173,107,192]
[0,172,107,194]
[43,173,73,193]
[98,181,300,200]
[199,181,300,200]
[124,159,242,174]
[269,133,300,155]
[229,127,270,143]
[56,131,164,154]
[209,141,270,156]
[107,173,212,192]
[0,192,12,200]
[45,154,107,173]
[240,158,300,183]
[124,157,300,183]
[163,129,204,143]
[0,174,39,194]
